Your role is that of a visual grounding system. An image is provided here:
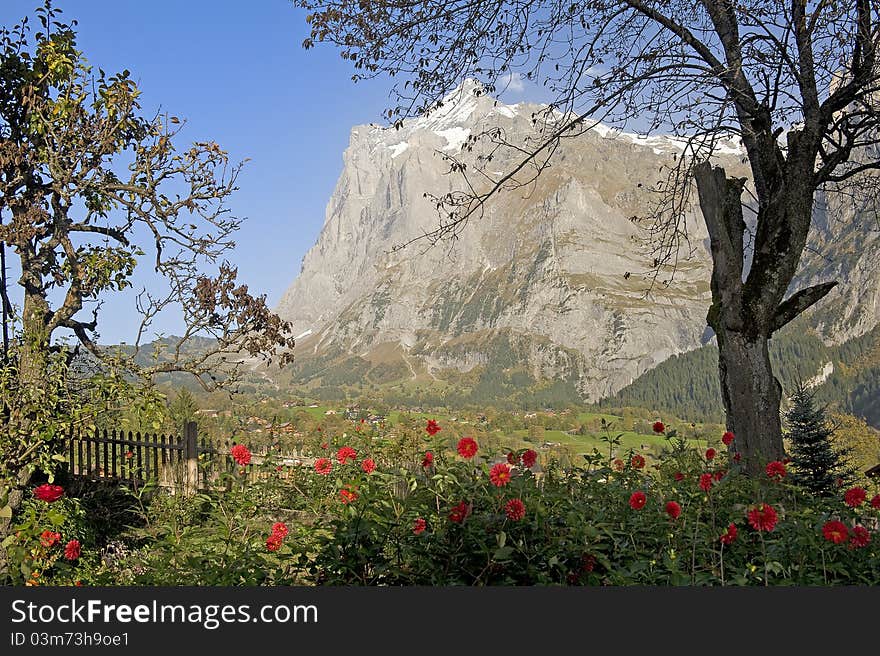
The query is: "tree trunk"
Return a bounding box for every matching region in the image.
[714,326,784,474]
[0,288,50,549]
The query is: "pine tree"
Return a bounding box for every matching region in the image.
[785,383,855,496]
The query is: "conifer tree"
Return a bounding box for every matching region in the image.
[785,383,855,496]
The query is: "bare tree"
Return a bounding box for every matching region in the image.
[296,0,880,474]
[0,1,296,520]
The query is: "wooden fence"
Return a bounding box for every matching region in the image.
[68,421,311,494]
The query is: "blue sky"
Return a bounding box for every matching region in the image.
[2,0,524,344]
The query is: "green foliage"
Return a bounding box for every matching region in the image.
[606,322,880,429]
[786,383,856,496]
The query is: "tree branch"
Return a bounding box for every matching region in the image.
[770,281,838,333]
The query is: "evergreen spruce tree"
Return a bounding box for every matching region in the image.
[785,383,855,496]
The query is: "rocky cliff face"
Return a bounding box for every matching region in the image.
[275,80,877,402]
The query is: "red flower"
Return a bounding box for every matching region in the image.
[850,525,871,549]
[64,539,81,561]
[713,469,725,482]
[665,501,682,520]
[449,501,470,523]
[266,533,283,552]
[631,454,645,469]
[747,503,778,532]
[521,449,538,469]
[426,419,441,435]
[844,487,867,508]
[271,522,289,538]
[421,451,434,468]
[581,554,596,572]
[412,518,427,535]
[361,458,376,474]
[489,462,512,487]
[733,452,742,463]
[699,473,713,492]
[505,498,526,521]
[230,444,252,466]
[721,431,735,446]
[673,472,685,482]
[339,485,359,504]
[822,520,849,544]
[457,437,478,459]
[629,491,647,510]
[314,457,332,475]
[720,523,738,545]
[39,530,61,548]
[871,494,880,509]
[705,448,716,461]
[652,421,665,433]
[125,450,133,459]
[506,451,518,465]
[33,484,64,503]
[765,461,787,481]
[336,446,357,464]
[612,458,625,472]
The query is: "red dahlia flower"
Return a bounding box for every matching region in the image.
[230,444,252,466]
[612,458,625,472]
[674,472,685,482]
[421,451,434,468]
[314,457,332,476]
[457,437,478,459]
[652,421,665,433]
[426,419,441,435]
[40,530,61,548]
[271,522,289,538]
[822,520,849,544]
[871,494,880,509]
[699,473,713,492]
[489,462,512,487]
[733,452,742,463]
[766,461,787,481]
[521,449,538,469]
[266,534,283,552]
[747,503,778,532]
[665,501,681,520]
[631,454,645,469]
[720,523,738,545]
[721,431,735,446]
[844,487,867,508]
[449,501,470,523]
[412,518,427,535]
[713,470,726,482]
[64,539,81,561]
[33,484,64,503]
[339,486,359,504]
[849,525,871,549]
[507,452,518,465]
[629,491,647,510]
[505,498,526,521]
[361,458,376,474]
[705,448,716,461]
[336,446,357,464]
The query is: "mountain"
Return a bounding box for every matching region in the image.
[275,80,879,408]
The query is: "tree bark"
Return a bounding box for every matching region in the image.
[714,328,785,473]
[694,161,835,475]
[695,161,780,475]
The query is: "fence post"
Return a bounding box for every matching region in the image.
[184,421,199,495]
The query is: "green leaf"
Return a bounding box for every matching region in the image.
[493,546,513,561]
